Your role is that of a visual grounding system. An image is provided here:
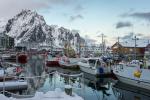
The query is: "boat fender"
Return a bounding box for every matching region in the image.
[134,71,141,78]
[16,67,23,73]
[18,54,27,64]
[99,67,104,74]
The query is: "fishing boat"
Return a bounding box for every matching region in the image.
[1,54,16,62]
[0,64,27,91]
[46,55,60,67]
[78,58,112,77]
[0,62,24,81]
[113,62,150,90]
[58,56,79,69]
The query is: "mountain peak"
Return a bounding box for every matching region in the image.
[1,10,82,51]
[16,9,39,19]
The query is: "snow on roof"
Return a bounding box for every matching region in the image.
[119,39,149,48]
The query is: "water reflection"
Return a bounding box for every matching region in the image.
[24,55,46,95]
[112,82,150,100]
[83,73,113,100]
[23,55,115,100]
[10,55,150,100]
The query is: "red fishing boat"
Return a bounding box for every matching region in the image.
[46,56,60,67]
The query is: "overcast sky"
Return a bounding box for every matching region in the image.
[0,0,150,45]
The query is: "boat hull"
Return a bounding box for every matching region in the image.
[59,61,79,70]
[46,60,60,67]
[79,64,112,76]
[79,65,97,75]
[116,74,150,90]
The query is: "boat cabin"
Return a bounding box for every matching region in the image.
[81,58,106,68]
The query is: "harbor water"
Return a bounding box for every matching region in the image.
[3,55,150,100]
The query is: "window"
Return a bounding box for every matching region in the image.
[81,60,87,63]
[89,59,96,67]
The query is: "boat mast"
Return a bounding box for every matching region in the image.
[101,33,104,54]
[117,36,120,56]
[132,36,139,60]
[50,37,53,55]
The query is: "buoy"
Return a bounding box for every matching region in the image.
[16,67,23,73]
[99,67,104,74]
[134,71,141,78]
[18,54,27,64]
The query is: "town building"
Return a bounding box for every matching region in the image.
[145,43,150,59]
[80,44,105,57]
[111,39,150,60]
[0,33,14,50]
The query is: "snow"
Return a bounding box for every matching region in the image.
[0,89,84,100]
[119,39,149,47]
[65,85,72,89]
[0,70,4,77]
[0,18,7,33]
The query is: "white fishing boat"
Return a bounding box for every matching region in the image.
[113,63,150,90]
[0,63,23,77]
[59,57,79,69]
[0,65,27,91]
[1,53,16,62]
[59,60,79,68]
[78,58,111,76]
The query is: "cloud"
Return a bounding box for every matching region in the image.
[45,0,74,5]
[120,32,134,40]
[0,0,75,18]
[70,14,84,21]
[136,33,143,37]
[116,21,133,29]
[120,32,148,41]
[74,4,84,12]
[121,12,150,22]
[143,35,150,40]
[96,30,101,34]
[62,4,84,22]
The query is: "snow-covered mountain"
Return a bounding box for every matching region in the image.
[1,9,84,51]
[0,18,7,33]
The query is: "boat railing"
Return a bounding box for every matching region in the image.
[1,71,85,99]
[114,64,124,72]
